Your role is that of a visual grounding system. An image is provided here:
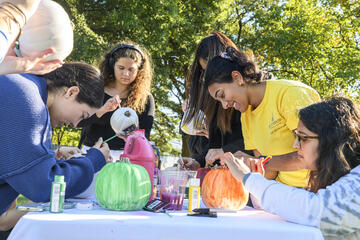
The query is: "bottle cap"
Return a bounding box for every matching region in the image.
[189,178,200,187]
[75,202,93,210]
[54,175,64,182]
[134,129,145,135]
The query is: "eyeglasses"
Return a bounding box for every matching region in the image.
[293,130,318,147]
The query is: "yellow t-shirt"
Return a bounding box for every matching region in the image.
[241,80,320,187]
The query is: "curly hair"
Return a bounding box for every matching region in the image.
[99,41,153,113]
[299,97,360,193]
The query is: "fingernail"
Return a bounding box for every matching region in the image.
[99,137,103,141]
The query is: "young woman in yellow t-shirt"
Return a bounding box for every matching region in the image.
[203,46,320,188]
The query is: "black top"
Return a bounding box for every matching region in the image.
[78,93,155,150]
[187,135,209,161]
[187,103,253,167]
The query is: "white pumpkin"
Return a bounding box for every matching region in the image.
[110,107,139,135]
[180,109,207,135]
[17,0,73,61]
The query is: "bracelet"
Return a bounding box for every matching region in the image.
[258,155,272,169]
[1,2,27,25]
[0,2,27,36]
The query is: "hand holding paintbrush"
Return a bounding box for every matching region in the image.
[92,137,111,163]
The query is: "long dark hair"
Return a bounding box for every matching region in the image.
[299,97,360,193]
[44,62,104,108]
[204,46,271,89]
[99,41,153,113]
[185,32,238,133]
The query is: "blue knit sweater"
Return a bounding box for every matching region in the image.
[0,74,106,215]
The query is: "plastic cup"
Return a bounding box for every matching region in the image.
[159,170,188,210]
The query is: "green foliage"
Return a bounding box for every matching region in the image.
[51,126,81,147]
[56,0,108,64]
[53,0,235,154]
[227,0,360,99]
[52,0,360,154]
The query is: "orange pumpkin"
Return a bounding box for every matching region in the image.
[201,168,249,210]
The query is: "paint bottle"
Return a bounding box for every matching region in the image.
[121,129,156,202]
[50,175,66,213]
[188,178,200,212]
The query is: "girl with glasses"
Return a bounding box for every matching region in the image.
[221,97,360,239]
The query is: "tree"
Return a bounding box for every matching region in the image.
[227,0,360,99]
[52,0,359,154]
[54,0,234,155]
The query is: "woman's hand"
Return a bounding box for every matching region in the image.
[55,146,82,160]
[219,152,251,182]
[92,137,111,163]
[0,200,27,232]
[0,47,63,75]
[241,155,276,179]
[205,148,224,167]
[233,150,254,160]
[178,157,200,170]
[96,95,121,118]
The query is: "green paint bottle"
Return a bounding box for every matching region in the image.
[50,175,66,213]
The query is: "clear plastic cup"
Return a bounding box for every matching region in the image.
[159,170,188,210]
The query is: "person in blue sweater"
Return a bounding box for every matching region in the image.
[0,62,110,216]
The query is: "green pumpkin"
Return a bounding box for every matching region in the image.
[95,159,151,210]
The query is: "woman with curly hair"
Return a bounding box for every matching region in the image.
[79,41,154,159]
[221,97,360,239]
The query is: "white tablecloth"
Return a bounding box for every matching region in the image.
[8,202,323,240]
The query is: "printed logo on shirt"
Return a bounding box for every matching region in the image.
[269,114,286,134]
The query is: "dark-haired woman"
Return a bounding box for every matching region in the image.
[78,41,155,160]
[205,47,320,188]
[221,97,360,239]
[181,32,254,170]
[0,62,110,216]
